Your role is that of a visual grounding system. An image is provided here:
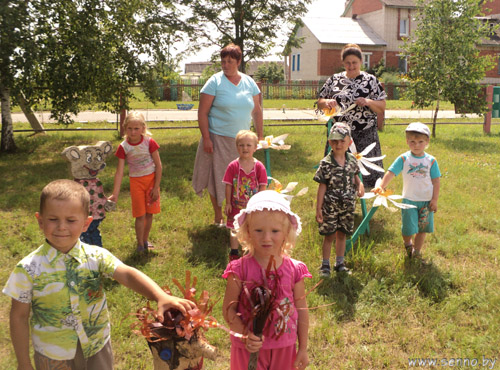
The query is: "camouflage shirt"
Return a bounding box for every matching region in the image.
[313,151,360,204]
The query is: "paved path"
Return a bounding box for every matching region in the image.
[11,108,481,123]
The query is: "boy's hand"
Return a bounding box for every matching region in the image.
[17,362,34,370]
[107,194,118,202]
[315,209,323,224]
[429,199,438,212]
[357,182,365,197]
[245,332,263,353]
[372,186,384,195]
[156,294,196,323]
[293,347,309,369]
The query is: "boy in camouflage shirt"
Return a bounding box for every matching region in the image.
[314,123,364,276]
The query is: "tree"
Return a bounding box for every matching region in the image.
[402,0,496,137]
[254,62,285,83]
[0,0,186,152]
[176,0,312,73]
[201,62,221,80]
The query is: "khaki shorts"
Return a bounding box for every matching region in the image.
[34,339,113,370]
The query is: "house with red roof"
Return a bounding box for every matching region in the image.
[285,0,500,83]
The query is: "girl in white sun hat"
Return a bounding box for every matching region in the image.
[222,190,311,370]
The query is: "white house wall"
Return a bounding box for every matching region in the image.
[290,25,321,80]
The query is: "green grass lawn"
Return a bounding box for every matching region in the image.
[0,123,499,369]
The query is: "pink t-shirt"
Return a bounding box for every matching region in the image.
[115,136,159,177]
[222,255,312,349]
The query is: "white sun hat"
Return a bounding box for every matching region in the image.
[233,190,302,235]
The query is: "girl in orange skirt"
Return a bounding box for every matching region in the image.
[109,112,162,252]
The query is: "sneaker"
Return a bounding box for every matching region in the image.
[334,263,350,273]
[319,263,331,277]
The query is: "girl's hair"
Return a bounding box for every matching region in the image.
[235,130,258,146]
[341,43,362,61]
[236,210,297,257]
[221,43,242,62]
[123,111,152,138]
[40,179,90,216]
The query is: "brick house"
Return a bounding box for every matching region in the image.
[184,61,284,79]
[285,0,500,83]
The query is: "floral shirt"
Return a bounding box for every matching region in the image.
[222,159,268,209]
[318,71,387,132]
[3,240,122,360]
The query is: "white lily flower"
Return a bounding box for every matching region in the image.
[268,177,308,203]
[349,141,386,176]
[257,134,291,150]
[362,179,416,212]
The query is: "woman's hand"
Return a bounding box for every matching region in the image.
[203,137,214,153]
[325,99,338,110]
[355,97,370,107]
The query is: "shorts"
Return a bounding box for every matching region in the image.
[34,339,113,370]
[130,172,161,218]
[401,199,434,236]
[230,344,296,370]
[318,199,355,235]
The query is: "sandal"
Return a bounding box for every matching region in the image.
[213,220,225,228]
[334,263,351,273]
[319,263,331,277]
[405,244,413,258]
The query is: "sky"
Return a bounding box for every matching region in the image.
[178,0,346,71]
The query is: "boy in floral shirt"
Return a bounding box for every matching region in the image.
[3,179,195,369]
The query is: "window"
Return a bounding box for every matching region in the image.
[399,18,409,37]
[292,55,295,72]
[398,55,407,73]
[297,54,301,71]
[362,53,371,70]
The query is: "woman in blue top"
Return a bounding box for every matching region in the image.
[192,44,264,226]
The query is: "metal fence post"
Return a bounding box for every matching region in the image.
[484,85,494,134]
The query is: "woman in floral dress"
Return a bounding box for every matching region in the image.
[317,43,387,188]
